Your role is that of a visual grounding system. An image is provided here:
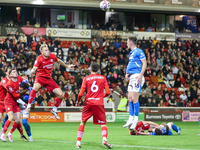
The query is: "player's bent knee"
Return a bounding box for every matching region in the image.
[81,121,86,126]
[33,83,41,91]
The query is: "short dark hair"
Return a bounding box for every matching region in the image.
[19,82,29,90]
[9,69,15,75]
[128,37,137,45]
[155,128,162,135]
[91,62,99,72]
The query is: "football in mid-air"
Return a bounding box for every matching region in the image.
[100,0,111,11]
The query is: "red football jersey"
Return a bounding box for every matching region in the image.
[81,74,108,105]
[135,121,150,134]
[0,77,9,103]
[34,53,58,78]
[4,76,23,105]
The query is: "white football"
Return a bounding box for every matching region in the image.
[100,0,111,11]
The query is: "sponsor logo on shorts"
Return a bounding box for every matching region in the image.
[88,98,100,100]
[98,120,105,124]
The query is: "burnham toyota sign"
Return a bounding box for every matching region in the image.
[145,113,182,121]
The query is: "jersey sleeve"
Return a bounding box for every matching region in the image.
[52,53,58,62]
[81,77,87,89]
[139,50,146,60]
[34,56,41,67]
[104,77,109,87]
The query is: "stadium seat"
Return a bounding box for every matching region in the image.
[65,75,69,80]
[64,72,70,76]
[145,77,150,82]
[164,102,169,106]
[173,74,177,80]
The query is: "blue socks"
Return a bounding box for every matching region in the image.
[133,102,140,117]
[129,102,134,116]
[2,114,8,128]
[172,123,178,132]
[22,119,32,137]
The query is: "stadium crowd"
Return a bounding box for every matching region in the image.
[0,31,200,108]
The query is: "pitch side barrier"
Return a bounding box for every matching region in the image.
[25,107,200,123]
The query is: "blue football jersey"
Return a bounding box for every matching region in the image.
[21,79,35,104]
[126,48,146,74]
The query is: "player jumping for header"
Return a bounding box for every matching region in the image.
[24,44,74,119]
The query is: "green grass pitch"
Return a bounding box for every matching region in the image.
[1,122,199,150]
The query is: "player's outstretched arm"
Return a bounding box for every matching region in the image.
[31,66,38,74]
[57,58,75,69]
[142,121,160,127]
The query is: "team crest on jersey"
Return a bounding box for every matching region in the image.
[129,52,134,59]
[2,80,5,84]
[50,59,53,62]
[9,87,13,92]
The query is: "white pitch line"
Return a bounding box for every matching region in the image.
[35,140,192,150]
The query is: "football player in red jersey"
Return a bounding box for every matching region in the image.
[0,68,10,125]
[24,44,74,119]
[0,69,29,142]
[128,121,160,135]
[75,62,112,149]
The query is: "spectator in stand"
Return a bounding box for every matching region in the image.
[34,21,40,28]
[163,27,169,32]
[20,34,27,46]
[94,23,101,30]
[5,39,13,50]
[25,21,31,27]
[150,72,158,84]
[55,37,60,47]
[172,64,178,74]
[156,55,163,67]
[103,39,109,48]
[177,98,185,107]
[180,91,188,101]
[158,100,165,107]
[57,49,64,60]
[108,46,116,58]
[186,27,192,33]
[109,24,116,31]
[193,99,199,107]
[44,21,50,28]
[92,38,100,49]
[146,98,152,107]
[166,71,174,87]
[114,39,121,50]
[118,54,125,65]
[175,28,179,33]
[66,97,74,106]
[152,99,158,107]
[6,48,14,58]
[52,22,58,28]
[140,40,148,50]
[152,90,159,102]
[147,26,152,32]
[79,54,85,65]
[121,40,126,50]
[96,35,103,46]
[156,85,163,97]
[48,97,55,106]
[168,95,176,106]
[187,91,193,103]
[69,23,75,29]
[153,37,158,45]
[139,27,145,31]
[139,93,147,106]
[36,41,42,53]
[179,72,186,85]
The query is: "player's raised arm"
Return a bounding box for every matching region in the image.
[57,58,75,69]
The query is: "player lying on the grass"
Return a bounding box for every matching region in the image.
[76,62,112,149]
[1,70,29,142]
[24,44,74,119]
[128,121,181,135]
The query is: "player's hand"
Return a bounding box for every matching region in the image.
[68,64,75,69]
[125,74,129,81]
[137,74,143,84]
[31,69,35,74]
[24,103,28,107]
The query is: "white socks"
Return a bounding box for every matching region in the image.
[77,141,81,145]
[103,137,107,141]
[53,106,57,112]
[129,115,134,120]
[134,116,138,122]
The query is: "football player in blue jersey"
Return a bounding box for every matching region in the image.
[123,37,147,129]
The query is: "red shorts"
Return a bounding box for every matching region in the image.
[0,103,5,114]
[35,76,59,93]
[82,105,106,125]
[5,104,20,113]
